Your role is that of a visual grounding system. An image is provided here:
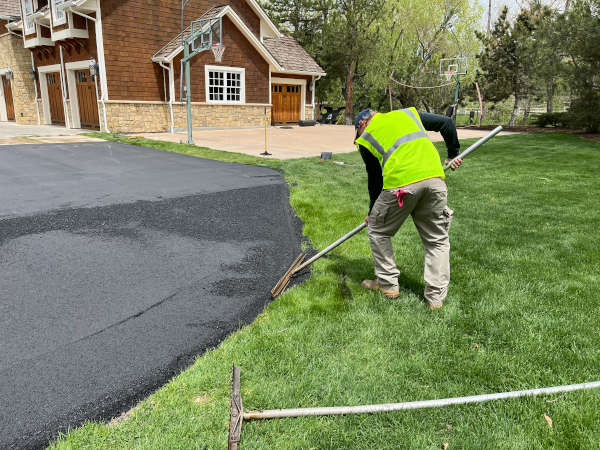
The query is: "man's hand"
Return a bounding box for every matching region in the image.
[365,215,369,225]
[445,157,463,171]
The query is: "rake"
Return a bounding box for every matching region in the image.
[271,125,504,298]
[228,365,600,449]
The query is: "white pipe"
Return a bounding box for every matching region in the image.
[158,61,175,133]
[444,126,503,171]
[58,45,70,128]
[5,27,22,38]
[244,381,600,420]
[30,53,40,124]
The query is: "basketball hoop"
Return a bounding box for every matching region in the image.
[211,44,225,63]
[444,70,456,82]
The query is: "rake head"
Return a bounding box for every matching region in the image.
[271,252,305,298]
[228,365,243,450]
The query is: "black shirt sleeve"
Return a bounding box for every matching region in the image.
[359,145,383,213]
[418,111,460,159]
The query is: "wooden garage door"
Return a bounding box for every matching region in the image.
[46,72,65,125]
[2,75,15,121]
[75,69,99,129]
[272,84,301,123]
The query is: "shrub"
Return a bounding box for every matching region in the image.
[533,112,569,127]
[565,97,600,133]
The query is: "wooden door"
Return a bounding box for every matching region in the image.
[2,75,15,121]
[46,72,65,125]
[271,84,301,123]
[75,69,99,129]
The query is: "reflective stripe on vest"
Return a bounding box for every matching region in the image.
[356,108,445,189]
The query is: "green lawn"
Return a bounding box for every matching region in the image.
[53,132,600,449]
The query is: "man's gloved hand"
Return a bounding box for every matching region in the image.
[445,157,463,171]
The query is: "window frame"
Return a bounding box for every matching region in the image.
[204,65,245,105]
[52,0,67,26]
[22,0,36,35]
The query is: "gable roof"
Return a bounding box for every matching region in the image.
[153,5,325,76]
[153,5,281,69]
[263,36,324,75]
[0,0,20,19]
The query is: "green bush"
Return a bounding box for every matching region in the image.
[533,112,569,127]
[565,97,600,133]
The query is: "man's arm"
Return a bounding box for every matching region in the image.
[359,145,382,213]
[418,111,460,159]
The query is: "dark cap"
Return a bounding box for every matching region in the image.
[355,109,375,129]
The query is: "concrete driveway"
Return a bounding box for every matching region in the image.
[0,142,304,448]
[135,125,514,159]
[0,121,103,145]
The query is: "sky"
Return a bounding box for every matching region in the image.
[477,0,568,28]
[477,0,521,28]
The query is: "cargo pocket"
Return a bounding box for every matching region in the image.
[442,206,454,232]
[370,191,395,227]
[372,202,390,226]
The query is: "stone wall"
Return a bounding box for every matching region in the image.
[305,105,314,121]
[0,34,39,125]
[101,100,272,133]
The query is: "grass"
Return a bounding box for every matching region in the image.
[53,132,600,449]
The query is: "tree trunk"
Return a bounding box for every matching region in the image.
[509,94,519,128]
[523,97,532,123]
[344,59,356,125]
[475,82,484,127]
[546,79,555,113]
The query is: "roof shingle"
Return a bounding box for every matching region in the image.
[0,0,20,18]
[263,36,324,74]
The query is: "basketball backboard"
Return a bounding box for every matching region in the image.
[439,56,468,77]
[190,17,222,53]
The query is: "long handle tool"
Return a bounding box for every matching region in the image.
[271,125,504,298]
[228,365,600,449]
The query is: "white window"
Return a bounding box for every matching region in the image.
[23,0,35,34]
[52,0,66,25]
[205,66,245,104]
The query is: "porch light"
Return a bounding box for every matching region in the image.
[29,69,37,80]
[89,60,98,78]
[6,70,13,80]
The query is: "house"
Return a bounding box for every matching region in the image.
[1,0,39,124]
[1,0,325,132]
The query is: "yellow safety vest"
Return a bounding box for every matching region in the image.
[355,108,445,189]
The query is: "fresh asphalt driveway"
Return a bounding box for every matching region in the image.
[0,142,303,448]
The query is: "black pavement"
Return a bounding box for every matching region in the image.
[0,143,304,449]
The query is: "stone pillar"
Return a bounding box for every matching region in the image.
[0,33,39,125]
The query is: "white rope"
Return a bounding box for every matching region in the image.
[389,76,455,90]
[244,380,600,420]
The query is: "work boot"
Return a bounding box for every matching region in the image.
[427,300,443,310]
[425,285,447,310]
[361,279,400,299]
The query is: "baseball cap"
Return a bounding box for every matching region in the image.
[355,109,375,129]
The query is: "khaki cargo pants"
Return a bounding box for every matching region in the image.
[367,177,454,307]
